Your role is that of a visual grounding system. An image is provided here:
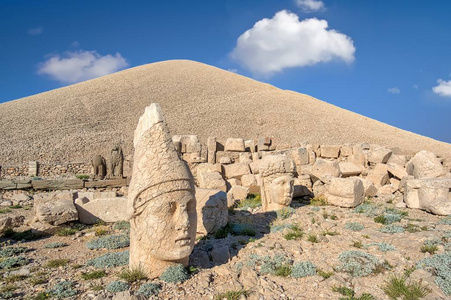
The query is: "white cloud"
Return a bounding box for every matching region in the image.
[295,0,325,12]
[227,68,238,73]
[38,50,129,83]
[71,41,80,48]
[388,87,400,94]
[230,10,355,76]
[28,27,43,35]
[432,79,451,97]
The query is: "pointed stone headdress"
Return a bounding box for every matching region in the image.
[127,103,194,218]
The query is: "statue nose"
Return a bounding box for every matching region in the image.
[177,210,190,230]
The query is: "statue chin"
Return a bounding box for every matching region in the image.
[150,244,193,261]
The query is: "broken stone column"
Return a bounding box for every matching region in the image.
[207,137,217,164]
[259,155,295,212]
[127,103,197,278]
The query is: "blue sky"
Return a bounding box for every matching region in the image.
[1,0,450,143]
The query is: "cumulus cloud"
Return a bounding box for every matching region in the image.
[231,10,355,76]
[28,27,43,35]
[432,79,451,97]
[295,0,325,12]
[38,50,129,83]
[388,87,400,94]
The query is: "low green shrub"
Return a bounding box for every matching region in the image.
[159,264,189,283]
[260,254,290,276]
[0,256,30,269]
[307,234,318,243]
[310,196,327,206]
[270,223,291,233]
[382,275,430,300]
[106,281,130,293]
[214,290,249,300]
[56,228,77,236]
[337,250,383,277]
[237,194,262,209]
[81,270,106,280]
[366,242,395,252]
[86,251,129,268]
[0,246,28,257]
[86,234,130,250]
[276,207,295,220]
[317,269,334,279]
[416,252,451,295]
[283,224,304,240]
[379,224,405,234]
[345,222,365,231]
[44,242,67,249]
[47,259,70,268]
[113,221,130,231]
[46,281,77,298]
[118,267,147,283]
[333,285,375,300]
[136,283,161,297]
[229,223,256,236]
[75,174,90,180]
[292,261,316,278]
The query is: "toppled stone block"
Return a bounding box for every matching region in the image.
[325,178,364,208]
[367,146,392,164]
[410,150,447,179]
[172,135,201,154]
[366,163,389,186]
[249,160,260,174]
[290,147,309,168]
[75,197,128,224]
[387,162,408,180]
[257,138,271,152]
[348,152,367,168]
[352,177,378,197]
[34,192,78,225]
[198,171,227,192]
[227,186,249,207]
[388,154,408,166]
[14,179,32,189]
[339,162,362,177]
[0,215,25,232]
[311,159,341,182]
[195,188,228,235]
[340,145,353,157]
[225,138,245,152]
[404,178,451,215]
[239,152,253,164]
[377,184,397,196]
[222,163,251,180]
[320,145,341,158]
[241,174,257,187]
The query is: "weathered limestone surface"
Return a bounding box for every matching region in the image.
[224,138,245,152]
[222,163,251,180]
[127,103,197,278]
[75,197,127,224]
[410,150,447,179]
[339,162,362,177]
[195,188,227,235]
[33,192,78,225]
[387,162,408,180]
[311,159,341,182]
[352,177,378,197]
[367,146,392,164]
[0,215,25,232]
[259,155,295,212]
[325,178,364,208]
[404,178,451,215]
[198,171,227,192]
[366,163,389,186]
[320,145,341,158]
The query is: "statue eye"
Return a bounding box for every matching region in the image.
[168,201,177,213]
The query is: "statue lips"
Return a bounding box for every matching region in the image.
[175,236,191,247]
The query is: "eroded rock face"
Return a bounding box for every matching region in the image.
[33,192,78,226]
[127,103,197,278]
[259,155,295,212]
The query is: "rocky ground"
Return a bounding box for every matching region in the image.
[0,192,450,300]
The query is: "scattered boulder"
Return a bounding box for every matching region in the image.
[222,163,251,180]
[410,150,447,179]
[366,163,389,186]
[33,192,78,225]
[367,146,392,164]
[387,162,408,180]
[0,215,25,232]
[404,178,451,215]
[75,197,128,224]
[320,145,341,158]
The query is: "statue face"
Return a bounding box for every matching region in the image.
[269,175,294,206]
[136,189,197,261]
